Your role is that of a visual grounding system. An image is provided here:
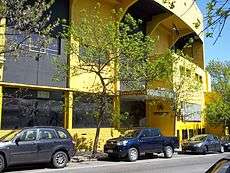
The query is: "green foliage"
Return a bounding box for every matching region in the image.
[73,133,93,152]
[205,98,230,125]
[205,60,230,125]
[205,0,230,43]
[0,0,60,57]
[206,60,230,102]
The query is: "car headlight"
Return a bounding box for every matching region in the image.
[194,143,203,147]
[117,140,128,146]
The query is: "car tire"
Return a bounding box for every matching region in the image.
[163,146,173,158]
[202,146,208,155]
[0,154,5,172]
[52,151,68,168]
[127,147,138,162]
[219,145,224,153]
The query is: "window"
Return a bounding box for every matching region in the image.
[30,34,61,55]
[2,88,64,129]
[202,128,205,134]
[198,129,202,135]
[182,103,201,121]
[151,129,160,137]
[207,135,214,141]
[189,129,194,138]
[186,69,191,77]
[57,130,68,139]
[38,129,57,140]
[8,29,61,56]
[199,76,203,83]
[195,73,199,81]
[213,136,219,141]
[141,129,153,138]
[182,129,188,140]
[19,129,37,141]
[180,66,185,76]
[177,130,180,140]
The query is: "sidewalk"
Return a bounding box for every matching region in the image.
[71,151,107,162]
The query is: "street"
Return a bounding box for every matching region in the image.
[5,152,230,173]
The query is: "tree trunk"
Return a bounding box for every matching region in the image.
[91,74,107,157]
[92,118,102,157]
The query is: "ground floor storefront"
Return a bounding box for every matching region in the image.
[0,82,226,151]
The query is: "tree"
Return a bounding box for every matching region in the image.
[0,0,60,57]
[205,60,230,128]
[163,0,230,43]
[205,0,230,43]
[169,54,202,120]
[206,60,230,101]
[205,97,230,126]
[64,5,175,155]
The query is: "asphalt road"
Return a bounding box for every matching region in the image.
[5,152,230,173]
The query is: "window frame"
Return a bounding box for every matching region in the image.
[56,129,69,139]
[38,128,58,140]
[16,129,38,142]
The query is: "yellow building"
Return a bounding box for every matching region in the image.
[0,0,213,150]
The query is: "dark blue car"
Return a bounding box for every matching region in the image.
[181,134,224,154]
[104,128,179,161]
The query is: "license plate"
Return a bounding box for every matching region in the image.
[186,150,191,152]
[107,149,113,153]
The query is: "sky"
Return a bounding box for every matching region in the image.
[196,1,230,65]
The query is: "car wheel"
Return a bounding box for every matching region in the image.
[202,146,208,155]
[128,147,138,162]
[164,146,173,158]
[219,145,224,153]
[0,154,5,172]
[52,151,68,168]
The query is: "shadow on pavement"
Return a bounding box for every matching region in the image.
[4,163,52,172]
[98,153,167,162]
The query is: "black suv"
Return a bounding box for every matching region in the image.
[0,126,75,172]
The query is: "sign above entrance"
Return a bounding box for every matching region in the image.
[147,88,174,99]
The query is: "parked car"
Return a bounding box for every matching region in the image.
[221,136,230,151]
[104,128,179,161]
[205,158,230,173]
[181,134,224,154]
[0,126,75,172]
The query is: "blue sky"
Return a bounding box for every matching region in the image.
[196,1,230,65]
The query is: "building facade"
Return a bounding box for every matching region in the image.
[0,0,214,150]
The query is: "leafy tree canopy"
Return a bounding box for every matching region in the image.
[205,60,230,126]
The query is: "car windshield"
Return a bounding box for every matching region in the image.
[190,135,207,142]
[221,136,230,141]
[0,130,20,142]
[122,129,141,138]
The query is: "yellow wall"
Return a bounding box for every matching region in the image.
[69,0,117,93]
[154,0,204,41]
[146,100,175,136]
[68,128,121,151]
